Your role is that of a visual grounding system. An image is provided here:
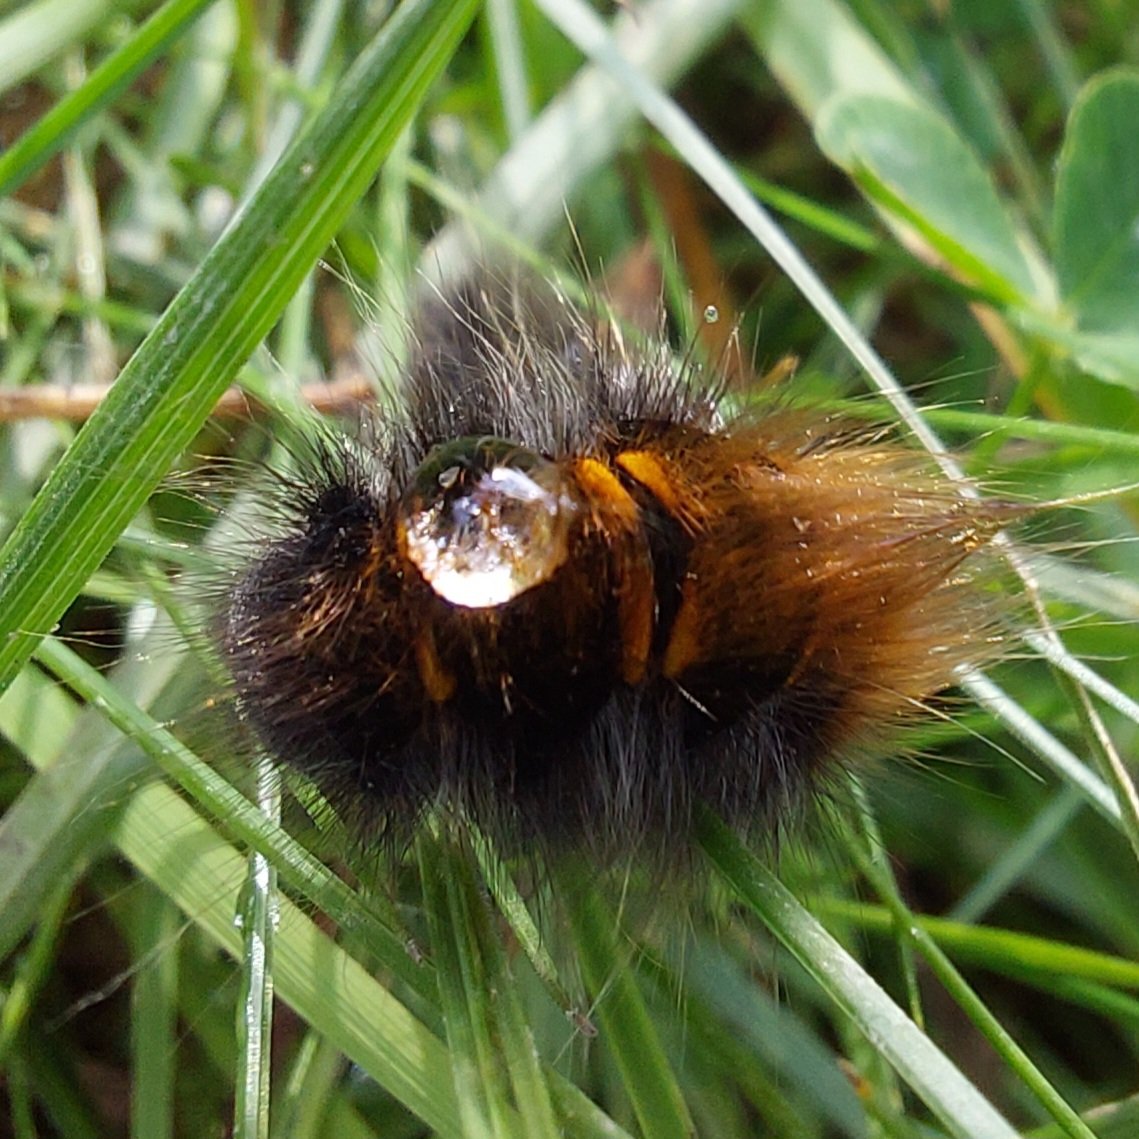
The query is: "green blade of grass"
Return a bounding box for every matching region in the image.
[676,942,870,1138]
[129,889,180,1139]
[841,815,1098,1139]
[30,635,431,1002]
[814,900,1139,992]
[417,835,510,1139]
[0,663,157,967]
[0,873,73,1069]
[560,873,696,1139]
[425,0,743,277]
[698,809,1022,1139]
[1029,1095,1139,1139]
[0,0,479,701]
[948,785,1087,924]
[0,0,110,97]
[3,641,465,1131]
[469,826,587,1029]
[827,399,1139,456]
[0,0,217,197]
[233,761,279,1139]
[115,780,466,1134]
[963,669,1122,827]
[485,0,532,141]
[456,847,561,1139]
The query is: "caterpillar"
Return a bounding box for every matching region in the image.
[218,268,1009,862]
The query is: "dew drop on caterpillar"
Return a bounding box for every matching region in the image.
[216,266,1017,864]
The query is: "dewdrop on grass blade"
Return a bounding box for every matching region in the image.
[217,265,1019,867]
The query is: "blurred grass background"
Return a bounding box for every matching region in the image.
[2,0,1139,1136]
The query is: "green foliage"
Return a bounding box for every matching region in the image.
[818,93,1041,304]
[1,1,1138,1137]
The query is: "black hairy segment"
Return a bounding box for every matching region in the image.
[220,270,1006,859]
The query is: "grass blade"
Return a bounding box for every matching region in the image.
[0,0,217,197]
[0,0,479,699]
[561,874,695,1139]
[699,809,1022,1139]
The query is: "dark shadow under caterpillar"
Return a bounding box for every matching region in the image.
[220,269,1008,860]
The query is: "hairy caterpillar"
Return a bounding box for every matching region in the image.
[219,268,1010,861]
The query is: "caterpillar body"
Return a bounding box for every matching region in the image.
[221,270,1005,859]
